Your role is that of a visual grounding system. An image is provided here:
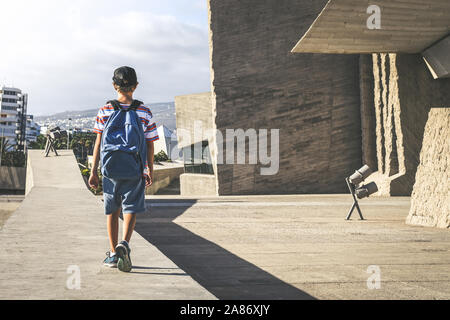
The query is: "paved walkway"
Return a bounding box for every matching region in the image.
[0,196,22,229]
[137,195,450,299]
[1,150,449,299]
[0,150,214,299]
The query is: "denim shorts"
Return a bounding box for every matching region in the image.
[102,176,146,215]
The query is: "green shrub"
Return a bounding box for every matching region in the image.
[154,150,169,162]
[1,151,26,167]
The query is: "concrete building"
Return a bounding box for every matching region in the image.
[40,126,49,135]
[176,0,449,227]
[0,86,28,151]
[0,87,21,149]
[25,115,40,144]
[289,0,449,228]
[175,92,217,196]
[153,125,181,160]
[178,1,363,195]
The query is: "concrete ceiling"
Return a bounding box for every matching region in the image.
[291,0,450,54]
[422,35,450,78]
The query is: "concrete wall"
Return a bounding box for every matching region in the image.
[406,107,449,228]
[366,53,450,196]
[175,92,214,148]
[145,164,184,196]
[175,92,218,196]
[359,54,377,171]
[0,166,26,191]
[180,173,217,196]
[208,0,362,195]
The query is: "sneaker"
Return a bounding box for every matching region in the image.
[103,251,118,268]
[115,240,132,272]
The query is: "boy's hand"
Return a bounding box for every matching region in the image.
[144,173,153,187]
[89,171,99,189]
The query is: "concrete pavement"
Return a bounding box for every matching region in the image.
[0,196,22,229]
[139,194,450,299]
[0,150,215,299]
[1,150,449,299]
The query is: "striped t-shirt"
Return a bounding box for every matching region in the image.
[93,102,159,142]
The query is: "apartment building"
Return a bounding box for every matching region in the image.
[0,86,28,151]
[26,115,40,143]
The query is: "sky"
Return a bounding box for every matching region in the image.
[0,0,211,116]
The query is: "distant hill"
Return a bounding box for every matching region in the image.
[35,102,176,131]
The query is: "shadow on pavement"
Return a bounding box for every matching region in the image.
[134,199,315,300]
[130,265,189,276]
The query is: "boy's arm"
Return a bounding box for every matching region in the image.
[145,140,155,187]
[88,133,102,189]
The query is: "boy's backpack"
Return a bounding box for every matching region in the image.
[100,99,147,180]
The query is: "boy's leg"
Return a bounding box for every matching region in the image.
[103,176,122,252]
[116,215,134,272]
[115,177,145,272]
[107,207,121,252]
[122,213,136,243]
[121,176,145,243]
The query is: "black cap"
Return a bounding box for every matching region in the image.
[112,66,137,87]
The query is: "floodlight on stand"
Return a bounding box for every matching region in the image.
[44,126,62,157]
[349,165,372,185]
[345,165,378,220]
[355,182,378,199]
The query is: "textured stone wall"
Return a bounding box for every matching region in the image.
[406,108,450,228]
[359,54,377,171]
[368,53,450,196]
[208,0,362,195]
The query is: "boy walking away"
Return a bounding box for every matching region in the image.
[89,66,159,272]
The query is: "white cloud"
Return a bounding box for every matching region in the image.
[194,0,208,10]
[0,0,210,115]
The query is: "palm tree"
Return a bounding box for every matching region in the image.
[84,139,92,159]
[28,134,47,149]
[0,137,12,166]
[0,137,25,167]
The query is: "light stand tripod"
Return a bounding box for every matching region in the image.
[44,128,61,157]
[345,177,364,220]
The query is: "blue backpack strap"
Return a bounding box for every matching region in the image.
[107,100,122,111]
[106,99,142,111]
[129,100,143,111]
[128,100,146,173]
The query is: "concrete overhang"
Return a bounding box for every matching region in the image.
[422,35,450,79]
[291,0,450,54]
